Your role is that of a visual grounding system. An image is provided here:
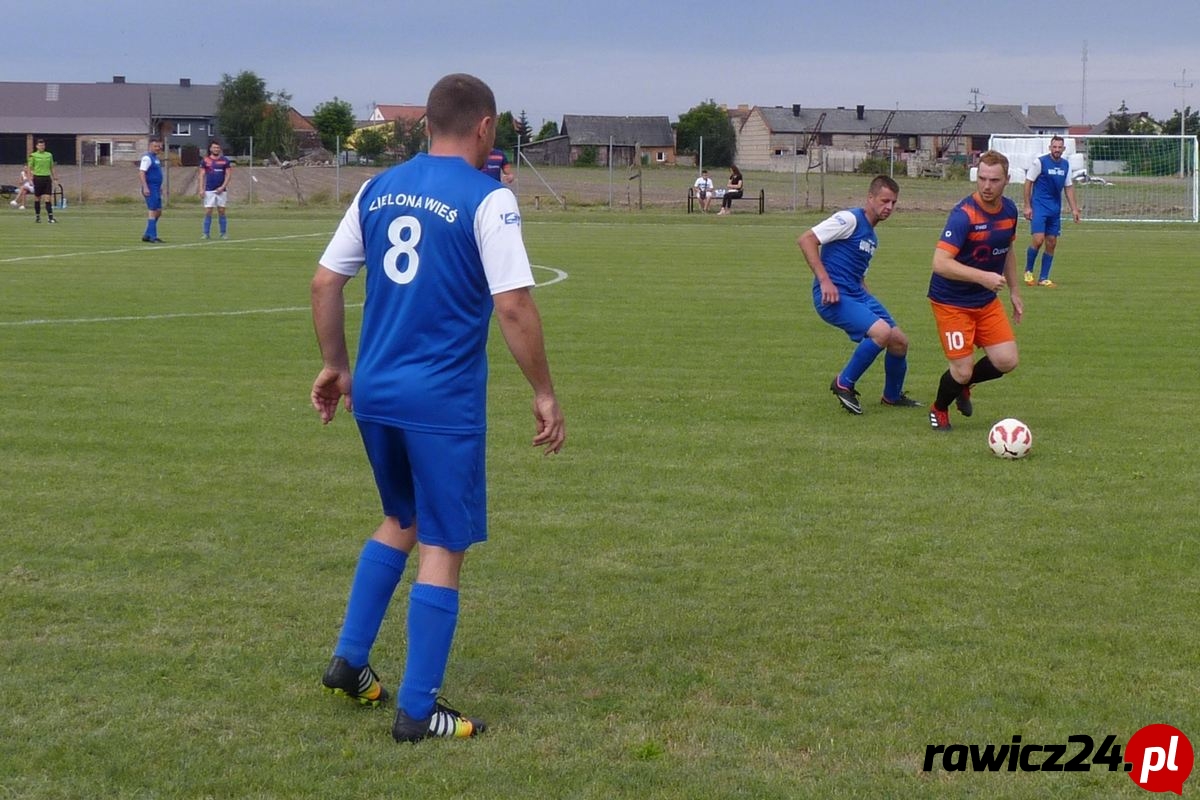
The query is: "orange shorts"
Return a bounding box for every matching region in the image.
[930,298,1015,360]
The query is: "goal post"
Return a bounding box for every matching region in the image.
[988,134,1199,223]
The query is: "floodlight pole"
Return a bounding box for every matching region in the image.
[1174,69,1193,177]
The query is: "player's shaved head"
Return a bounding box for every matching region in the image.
[426,74,497,139]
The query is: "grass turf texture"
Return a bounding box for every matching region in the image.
[1,204,1196,799]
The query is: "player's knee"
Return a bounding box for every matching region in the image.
[993,353,1019,373]
[886,327,908,354]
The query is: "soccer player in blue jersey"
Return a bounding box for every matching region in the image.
[927,151,1024,432]
[139,136,165,242]
[798,175,920,414]
[197,140,233,239]
[311,73,565,743]
[1023,135,1080,287]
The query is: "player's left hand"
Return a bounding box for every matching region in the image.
[1010,294,1024,325]
[311,367,353,424]
[531,392,565,455]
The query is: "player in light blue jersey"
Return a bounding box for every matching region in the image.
[311,73,565,744]
[798,175,920,414]
[1023,135,1080,287]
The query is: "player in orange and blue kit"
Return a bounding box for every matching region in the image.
[927,150,1024,432]
[198,140,233,239]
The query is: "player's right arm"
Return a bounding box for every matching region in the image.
[310,266,354,424]
[933,210,1007,292]
[1022,158,1040,220]
[197,162,206,197]
[797,230,837,305]
[799,212,855,305]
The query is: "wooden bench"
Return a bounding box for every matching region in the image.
[687,187,764,214]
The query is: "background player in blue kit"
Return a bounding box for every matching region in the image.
[311,73,565,743]
[798,175,920,414]
[927,151,1024,432]
[197,139,233,239]
[139,136,165,242]
[1023,135,1080,287]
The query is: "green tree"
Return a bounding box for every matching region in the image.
[259,89,298,160]
[515,110,532,146]
[495,111,518,152]
[676,100,737,167]
[1108,101,1130,133]
[217,71,296,158]
[217,71,269,154]
[535,120,559,140]
[393,118,428,160]
[354,126,390,161]
[1161,106,1199,137]
[311,97,356,152]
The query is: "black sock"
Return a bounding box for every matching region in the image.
[970,356,1005,385]
[934,370,967,411]
[34,200,41,215]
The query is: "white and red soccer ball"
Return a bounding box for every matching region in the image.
[988,418,1032,459]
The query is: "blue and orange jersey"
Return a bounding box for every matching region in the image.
[480,148,509,182]
[200,154,232,191]
[928,193,1018,308]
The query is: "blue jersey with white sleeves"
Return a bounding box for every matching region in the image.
[811,207,877,294]
[318,153,534,434]
[1028,153,1071,213]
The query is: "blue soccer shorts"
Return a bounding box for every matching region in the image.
[813,286,896,343]
[355,419,487,552]
[1029,206,1062,237]
[145,189,163,211]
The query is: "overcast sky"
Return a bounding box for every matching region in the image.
[8,0,1196,128]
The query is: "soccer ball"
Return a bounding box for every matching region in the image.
[988,418,1032,459]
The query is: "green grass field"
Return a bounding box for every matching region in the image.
[1,203,1197,799]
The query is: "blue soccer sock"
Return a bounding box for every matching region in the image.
[146,218,158,238]
[333,539,409,667]
[1025,247,1038,273]
[1039,254,1054,281]
[839,339,884,389]
[882,352,907,402]
[218,216,227,235]
[398,583,460,720]
[203,216,211,237]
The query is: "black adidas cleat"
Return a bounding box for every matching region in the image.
[392,698,487,743]
[322,656,387,707]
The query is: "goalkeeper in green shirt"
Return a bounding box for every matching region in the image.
[28,139,57,223]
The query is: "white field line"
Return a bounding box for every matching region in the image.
[0,264,568,327]
[0,232,327,265]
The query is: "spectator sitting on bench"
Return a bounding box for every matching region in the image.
[717,165,743,215]
[693,169,714,212]
[8,166,34,210]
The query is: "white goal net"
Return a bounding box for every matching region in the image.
[988,134,1199,223]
